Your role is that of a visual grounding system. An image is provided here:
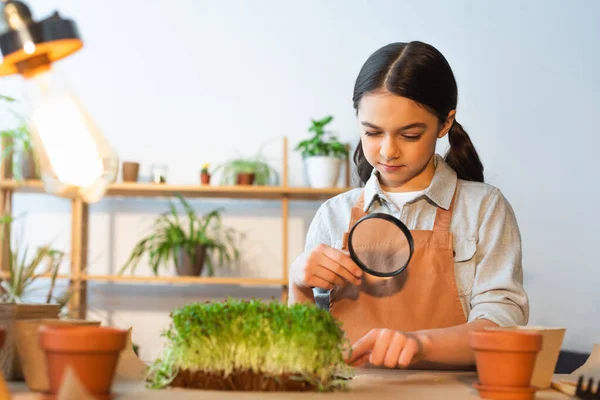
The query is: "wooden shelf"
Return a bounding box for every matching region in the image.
[0,137,352,318]
[0,180,351,201]
[0,271,286,286]
[84,275,286,286]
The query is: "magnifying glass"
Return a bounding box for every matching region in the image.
[347,213,414,278]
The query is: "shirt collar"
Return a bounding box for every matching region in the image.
[362,154,458,212]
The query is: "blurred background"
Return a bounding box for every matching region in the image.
[0,0,598,362]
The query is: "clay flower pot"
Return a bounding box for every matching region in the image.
[236,173,255,185]
[15,319,101,393]
[39,325,127,397]
[201,172,211,185]
[469,329,542,388]
[121,161,140,182]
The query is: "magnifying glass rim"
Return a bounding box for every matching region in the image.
[347,212,414,278]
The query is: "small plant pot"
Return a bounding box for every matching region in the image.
[304,156,341,188]
[121,162,140,182]
[15,319,101,393]
[200,172,211,185]
[39,325,127,397]
[236,173,255,185]
[0,303,61,381]
[469,329,542,388]
[21,148,40,180]
[175,245,207,276]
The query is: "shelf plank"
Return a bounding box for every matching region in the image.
[0,180,351,201]
[84,275,287,286]
[0,271,286,286]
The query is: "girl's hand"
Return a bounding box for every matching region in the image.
[290,244,363,290]
[346,329,433,368]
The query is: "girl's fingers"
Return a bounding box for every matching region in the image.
[350,352,371,367]
[397,336,421,368]
[321,245,363,280]
[315,251,361,285]
[305,275,335,290]
[383,331,406,368]
[347,329,378,365]
[309,264,345,286]
[369,329,395,366]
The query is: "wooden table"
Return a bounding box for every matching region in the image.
[8,369,572,399]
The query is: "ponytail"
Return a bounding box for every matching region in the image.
[444,120,484,182]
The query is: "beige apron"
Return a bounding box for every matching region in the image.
[330,187,467,345]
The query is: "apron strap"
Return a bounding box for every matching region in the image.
[344,182,458,242]
[433,184,458,232]
[342,193,367,251]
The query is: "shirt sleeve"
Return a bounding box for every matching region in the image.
[301,203,335,305]
[304,203,334,252]
[468,188,530,327]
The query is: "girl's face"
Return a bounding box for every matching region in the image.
[357,91,454,191]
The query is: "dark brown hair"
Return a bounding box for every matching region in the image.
[352,41,484,184]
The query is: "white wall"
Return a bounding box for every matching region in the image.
[0,0,598,360]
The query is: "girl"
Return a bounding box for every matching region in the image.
[289,41,529,369]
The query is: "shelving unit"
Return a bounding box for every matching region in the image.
[0,137,353,319]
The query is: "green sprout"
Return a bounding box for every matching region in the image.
[147,298,353,392]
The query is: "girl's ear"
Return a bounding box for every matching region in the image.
[438,110,456,138]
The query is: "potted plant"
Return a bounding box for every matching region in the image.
[147,299,351,392]
[0,94,39,181]
[214,153,278,186]
[295,116,349,188]
[0,214,71,380]
[200,163,211,185]
[119,194,242,277]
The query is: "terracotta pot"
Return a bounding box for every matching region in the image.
[0,303,61,381]
[469,330,542,388]
[201,172,211,185]
[121,162,140,182]
[236,173,255,185]
[39,325,127,396]
[175,245,207,276]
[484,326,565,389]
[15,319,101,393]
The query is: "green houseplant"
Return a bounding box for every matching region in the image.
[0,214,67,307]
[200,163,211,185]
[295,116,348,188]
[0,214,72,381]
[119,194,242,277]
[0,94,39,182]
[214,152,278,186]
[147,298,352,392]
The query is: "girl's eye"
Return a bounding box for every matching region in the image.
[403,135,422,142]
[363,131,381,137]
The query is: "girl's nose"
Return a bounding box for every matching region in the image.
[380,135,400,160]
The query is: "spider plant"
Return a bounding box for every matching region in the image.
[0,214,67,306]
[119,193,242,276]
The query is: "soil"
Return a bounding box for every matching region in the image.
[170,368,318,391]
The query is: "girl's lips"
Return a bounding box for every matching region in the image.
[379,163,403,172]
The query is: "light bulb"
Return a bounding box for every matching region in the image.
[23,68,118,203]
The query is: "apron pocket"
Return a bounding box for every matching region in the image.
[453,237,477,295]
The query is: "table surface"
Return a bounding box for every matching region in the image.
[7,369,574,400]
